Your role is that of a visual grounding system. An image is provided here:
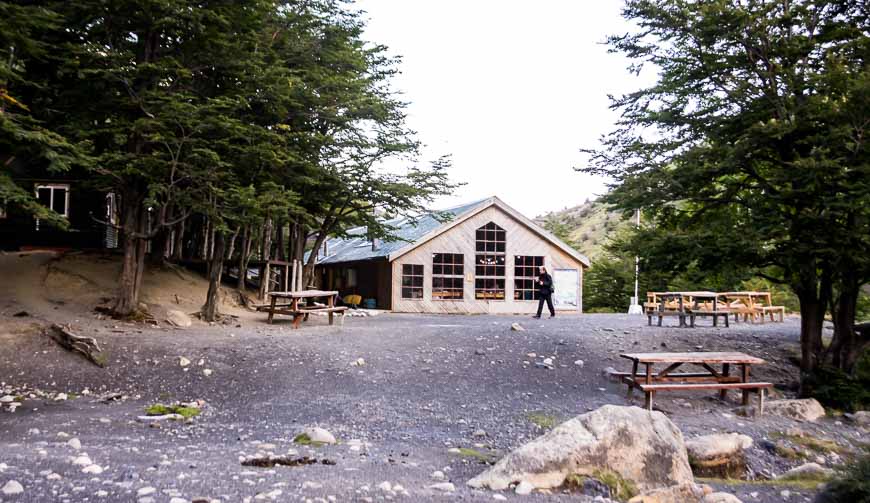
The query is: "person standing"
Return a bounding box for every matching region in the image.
[533,265,555,318]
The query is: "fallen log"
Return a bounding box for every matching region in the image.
[46,323,106,368]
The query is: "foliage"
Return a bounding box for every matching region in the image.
[803,348,870,412]
[0,2,89,226]
[145,403,200,419]
[817,454,870,503]
[525,411,559,430]
[582,0,870,376]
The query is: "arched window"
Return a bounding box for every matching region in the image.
[474,222,505,300]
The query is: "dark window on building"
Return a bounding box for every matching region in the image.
[514,255,544,300]
[401,264,423,299]
[475,222,506,300]
[35,184,69,217]
[432,253,464,300]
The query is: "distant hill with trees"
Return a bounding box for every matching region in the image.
[535,199,629,260]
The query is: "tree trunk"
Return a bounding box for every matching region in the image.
[257,217,274,300]
[171,218,185,261]
[276,219,286,262]
[829,279,861,372]
[795,266,831,396]
[114,196,148,316]
[237,225,252,292]
[201,231,227,322]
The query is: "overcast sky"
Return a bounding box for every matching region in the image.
[356,0,656,217]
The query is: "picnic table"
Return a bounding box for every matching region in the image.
[647,291,730,328]
[617,351,772,412]
[257,290,347,328]
[721,291,785,323]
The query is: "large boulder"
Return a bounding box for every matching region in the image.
[467,405,693,493]
[166,309,192,328]
[685,433,753,478]
[765,399,826,422]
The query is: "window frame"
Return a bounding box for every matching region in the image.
[474,222,507,301]
[35,183,70,218]
[514,255,545,301]
[432,252,464,301]
[400,263,424,300]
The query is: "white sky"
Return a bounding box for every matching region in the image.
[356,0,656,217]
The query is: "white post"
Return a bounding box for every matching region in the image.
[628,208,643,315]
[291,259,298,292]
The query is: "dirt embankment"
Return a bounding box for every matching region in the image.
[0,250,255,330]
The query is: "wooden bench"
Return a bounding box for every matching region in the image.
[687,307,731,327]
[755,305,785,323]
[638,382,773,413]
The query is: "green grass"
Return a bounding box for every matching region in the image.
[770,432,846,455]
[145,403,200,418]
[292,433,329,447]
[450,447,497,464]
[563,470,638,501]
[526,411,559,430]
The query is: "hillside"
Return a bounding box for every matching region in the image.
[536,199,631,260]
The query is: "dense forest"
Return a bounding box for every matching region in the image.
[0,0,458,321]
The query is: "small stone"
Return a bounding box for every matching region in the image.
[72,455,92,466]
[169,498,188,503]
[178,356,191,367]
[302,481,323,490]
[473,429,487,438]
[511,323,525,332]
[377,481,392,492]
[493,495,507,501]
[574,360,585,367]
[55,393,68,401]
[515,481,534,495]
[429,482,455,493]
[137,487,156,497]
[68,438,82,450]
[301,427,336,445]
[1,481,23,495]
[82,464,104,474]
[780,489,791,498]
[202,369,213,377]
[0,395,14,403]
[431,470,446,480]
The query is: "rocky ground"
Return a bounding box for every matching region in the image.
[1,309,863,503]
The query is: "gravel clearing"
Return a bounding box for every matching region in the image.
[0,311,861,502]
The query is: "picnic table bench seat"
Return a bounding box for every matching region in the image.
[620,351,769,413]
[638,381,773,412]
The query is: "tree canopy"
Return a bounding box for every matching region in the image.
[583,0,870,381]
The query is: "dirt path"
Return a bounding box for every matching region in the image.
[0,309,860,502]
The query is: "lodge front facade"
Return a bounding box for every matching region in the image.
[315,197,590,314]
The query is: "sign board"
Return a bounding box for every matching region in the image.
[553,268,579,310]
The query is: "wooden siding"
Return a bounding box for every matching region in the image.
[391,205,586,314]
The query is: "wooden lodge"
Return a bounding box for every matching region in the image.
[312,197,590,313]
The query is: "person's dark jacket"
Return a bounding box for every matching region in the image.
[538,273,554,296]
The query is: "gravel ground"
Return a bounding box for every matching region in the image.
[0,311,861,503]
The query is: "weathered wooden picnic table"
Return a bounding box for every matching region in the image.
[648,291,729,328]
[258,290,347,328]
[721,291,785,323]
[618,351,772,412]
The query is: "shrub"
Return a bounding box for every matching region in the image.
[816,454,870,503]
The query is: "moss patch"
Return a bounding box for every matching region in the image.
[770,432,846,455]
[145,403,200,418]
[292,433,329,447]
[450,448,497,465]
[526,411,559,430]
[593,469,638,501]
